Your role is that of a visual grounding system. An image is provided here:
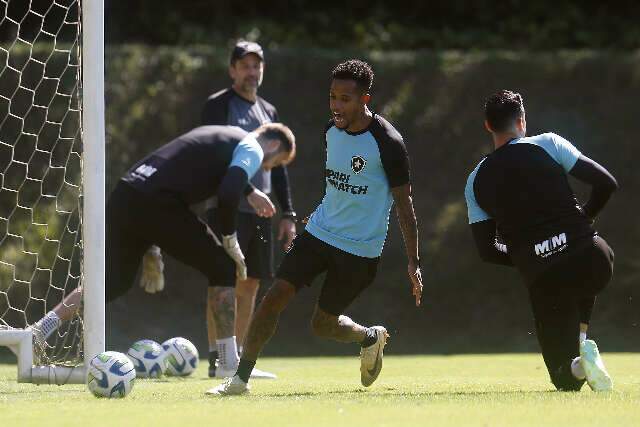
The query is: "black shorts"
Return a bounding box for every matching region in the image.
[277,232,379,316]
[105,182,236,302]
[207,209,273,282]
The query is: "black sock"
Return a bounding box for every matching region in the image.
[360,327,377,348]
[237,358,256,383]
[208,351,218,366]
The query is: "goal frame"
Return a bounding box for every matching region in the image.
[0,0,105,385]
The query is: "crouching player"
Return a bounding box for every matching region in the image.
[30,124,296,381]
[465,90,618,391]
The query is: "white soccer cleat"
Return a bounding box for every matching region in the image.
[250,367,277,380]
[205,375,250,396]
[360,326,389,387]
[580,339,613,392]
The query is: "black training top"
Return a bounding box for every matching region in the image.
[201,88,294,214]
[121,126,264,236]
[465,133,617,283]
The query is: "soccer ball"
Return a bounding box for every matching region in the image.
[87,351,136,398]
[127,339,166,378]
[161,337,199,376]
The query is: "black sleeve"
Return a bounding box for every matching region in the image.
[271,165,294,213]
[201,91,229,125]
[216,166,249,235]
[371,120,411,188]
[470,220,514,266]
[382,139,410,188]
[569,155,618,220]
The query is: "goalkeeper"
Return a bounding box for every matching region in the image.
[32,124,296,377]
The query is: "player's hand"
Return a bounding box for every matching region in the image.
[140,246,165,294]
[408,259,423,307]
[222,233,247,280]
[278,218,296,251]
[247,189,276,218]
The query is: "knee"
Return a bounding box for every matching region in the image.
[236,278,260,299]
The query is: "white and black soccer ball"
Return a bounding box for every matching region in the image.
[161,337,199,376]
[87,351,136,398]
[127,339,166,378]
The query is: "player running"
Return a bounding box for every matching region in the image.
[465,90,618,392]
[208,59,423,396]
[31,124,296,369]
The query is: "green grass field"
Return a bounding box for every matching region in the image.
[1,354,639,426]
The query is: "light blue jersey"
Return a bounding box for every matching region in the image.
[306,115,410,258]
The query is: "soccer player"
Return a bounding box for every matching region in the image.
[464,90,618,392]
[208,59,423,396]
[31,124,296,374]
[141,41,295,379]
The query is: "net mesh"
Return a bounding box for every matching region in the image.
[0,0,84,367]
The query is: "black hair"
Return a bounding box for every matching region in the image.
[331,59,374,93]
[484,90,525,132]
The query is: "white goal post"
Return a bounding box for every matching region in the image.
[0,0,105,384]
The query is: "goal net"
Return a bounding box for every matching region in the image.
[0,0,104,384]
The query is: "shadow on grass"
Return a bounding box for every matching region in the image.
[250,388,557,399]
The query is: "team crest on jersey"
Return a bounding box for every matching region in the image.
[351,155,366,174]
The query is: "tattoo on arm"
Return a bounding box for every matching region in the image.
[392,184,419,263]
[211,287,236,338]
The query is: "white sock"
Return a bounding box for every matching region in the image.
[216,336,239,370]
[579,332,587,343]
[571,357,586,380]
[34,311,60,340]
[238,345,243,357]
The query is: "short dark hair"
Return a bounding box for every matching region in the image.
[256,123,296,165]
[484,90,525,133]
[331,59,374,93]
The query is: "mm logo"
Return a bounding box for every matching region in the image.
[534,233,567,256]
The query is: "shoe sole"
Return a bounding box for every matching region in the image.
[360,326,389,387]
[580,340,613,392]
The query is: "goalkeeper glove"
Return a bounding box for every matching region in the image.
[140,246,165,294]
[222,233,247,280]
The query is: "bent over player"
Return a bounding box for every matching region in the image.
[33,124,296,375]
[465,90,618,392]
[209,59,423,396]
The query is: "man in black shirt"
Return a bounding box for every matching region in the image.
[32,124,296,373]
[141,41,296,379]
[465,90,618,392]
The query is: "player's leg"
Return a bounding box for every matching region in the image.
[234,214,278,379]
[207,232,327,395]
[31,182,149,344]
[315,248,385,387]
[206,288,218,377]
[152,202,239,374]
[575,236,615,391]
[528,284,585,391]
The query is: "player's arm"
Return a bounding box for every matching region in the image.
[469,220,513,266]
[272,165,297,249]
[391,184,422,306]
[569,155,618,221]
[217,167,250,234]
